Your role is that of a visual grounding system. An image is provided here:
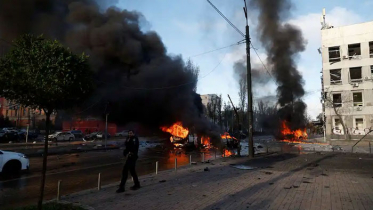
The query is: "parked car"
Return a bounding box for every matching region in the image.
[17,130,38,140]
[69,130,83,138]
[0,131,20,143]
[83,132,99,141]
[96,132,111,139]
[2,127,17,133]
[0,150,29,176]
[115,130,129,137]
[48,132,75,142]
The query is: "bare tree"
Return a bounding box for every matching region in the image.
[206,95,222,125]
[324,89,353,140]
[216,94,222,128]
[238,77,247,125]
[185,59,200,92]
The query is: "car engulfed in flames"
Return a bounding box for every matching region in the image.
[279,121,308,143]
[160,122,190,147]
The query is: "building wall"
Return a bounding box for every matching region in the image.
[200,94,219,108]
[0,97,56,128]
[322,21,373,139]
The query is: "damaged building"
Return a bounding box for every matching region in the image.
[322,17,373,140]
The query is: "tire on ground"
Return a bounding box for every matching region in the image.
[2,160,21,175]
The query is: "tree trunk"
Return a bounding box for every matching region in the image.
[333,106,350,140]
[37,111,51,210]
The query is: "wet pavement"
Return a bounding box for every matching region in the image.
[2,135,372,209]
[0,142,220,209]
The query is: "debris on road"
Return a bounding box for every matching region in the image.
[204,167,210,171]
[231,165,257,170]
[159,180,166,183]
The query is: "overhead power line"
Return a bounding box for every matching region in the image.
[189,39,245,58]
[250,43,274,80]
[206,0,245,37]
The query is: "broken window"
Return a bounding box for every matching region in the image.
[349,67,362,82]
[328,46,340,62]
[355,118,364,130]
[348,43,361,58]
[353,92,363,107]
[371,66,373,78]
[332,93,342,107]
[330,69,341,84]
[370,42,373,58]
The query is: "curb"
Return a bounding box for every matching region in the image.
[45,200,95,210]
[22,146,120,157]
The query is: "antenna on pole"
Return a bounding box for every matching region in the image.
[321,8,333,30]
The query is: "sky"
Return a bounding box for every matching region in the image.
[112,0,373,120]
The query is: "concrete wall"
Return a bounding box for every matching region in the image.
[322,21,373,140]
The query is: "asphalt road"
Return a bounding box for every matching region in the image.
[0,143,217,209]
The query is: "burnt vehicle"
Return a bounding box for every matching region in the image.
[83,132,99,141]
[221,132,239,149]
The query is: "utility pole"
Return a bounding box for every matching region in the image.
[243,0,254,158]
[207,0,254,158]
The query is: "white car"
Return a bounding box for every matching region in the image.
[0,150,29,175]
[115,130,129,137]
[48,132,75,142]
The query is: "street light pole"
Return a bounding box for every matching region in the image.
[105,113,108,150]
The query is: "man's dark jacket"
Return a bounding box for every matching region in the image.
[123,136,139,158]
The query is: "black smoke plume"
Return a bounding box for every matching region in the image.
[249,0,307,130]
[233,58,272,93]
[0,0,217,136]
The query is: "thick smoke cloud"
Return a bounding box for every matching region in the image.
[0,0,216,135]
[249,0,307,130]
[233,59,272,89]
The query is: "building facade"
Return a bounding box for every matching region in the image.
[0,97,56,128]
[322,21,373,139]
[200,94,219,108]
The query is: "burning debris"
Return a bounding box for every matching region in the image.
[161,122,189,140]
[249,0,308,133]
[280,121,308,143]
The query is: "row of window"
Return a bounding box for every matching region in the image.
[5,108,44,118]
[331,92,363,107]
[333,117,364,133]
[330,66,373,85]
[328,42,373,62]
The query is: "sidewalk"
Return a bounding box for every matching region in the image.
[63,152,373,210]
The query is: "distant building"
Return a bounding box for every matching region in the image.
[321,19,373,139]
[0,97,56,128]
[200,94,219,108]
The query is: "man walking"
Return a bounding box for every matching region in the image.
[116,130,140,193]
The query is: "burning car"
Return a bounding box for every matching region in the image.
[161,122,190,148]
[279,121,308,143]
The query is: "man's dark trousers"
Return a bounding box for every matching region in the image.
[119,156,140,188]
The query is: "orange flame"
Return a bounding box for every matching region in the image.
[201,136,210,146]
[222,149,233,157]
[221,132,237,140]
[281,121,308,142]
[160,122,189,139]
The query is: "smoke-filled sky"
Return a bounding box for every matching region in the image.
[113,0,372,119]
[0,0,371,120]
